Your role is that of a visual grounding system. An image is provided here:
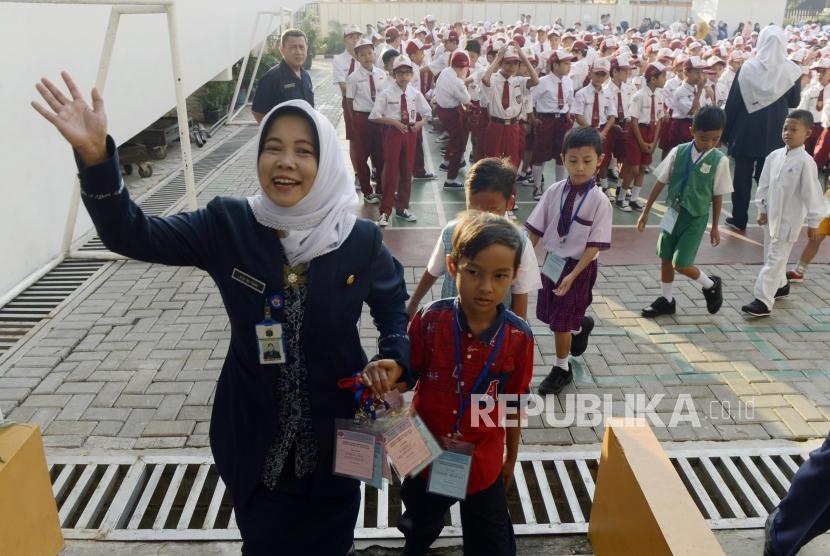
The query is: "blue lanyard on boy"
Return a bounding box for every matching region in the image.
[452,299,506,436]
[559,178,592,244]
[673,146,708,208]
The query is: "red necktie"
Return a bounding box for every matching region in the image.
[557,81,564,110]
[348,58,355,76]
[617,91,624,120]
[502,79,510,110]
[591,91,600,128]
[369,74,376,101]
[649,94,655,124]
[401,93,410,125]
[819,88,825,112]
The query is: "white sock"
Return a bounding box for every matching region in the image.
[442,158,448,165]
[555,356,569,369]
[631,186,641,200]
[555,163,565,181]
[532,164,544,188]
[600,177,608,190]
[661,281,674,301]
[696,271,715,290]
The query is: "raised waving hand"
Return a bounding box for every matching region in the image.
[32,71,108,166]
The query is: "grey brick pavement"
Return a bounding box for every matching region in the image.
[2,59,830,452]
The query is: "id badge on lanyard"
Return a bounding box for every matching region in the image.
[660,207,679,234]
[427,436,475,500]
[256,300,285,365]
[542,253,567,283]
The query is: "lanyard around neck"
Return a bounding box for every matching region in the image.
[452,299,506,435]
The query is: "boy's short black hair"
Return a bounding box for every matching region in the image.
[382,49,399,66]
[450,210,523,270]
[464,158,515,201]
[692,105,726,132]
[562,126,603,157]
[787,109,814,129]
[465,40,481,55]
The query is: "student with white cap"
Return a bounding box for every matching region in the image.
[529,49,576,199]
[346,38,388,204]
[369,55,432,226]
[481,44,540,173]
[571,57,617,195]
[433,51,472,189]
[333,25,363,141]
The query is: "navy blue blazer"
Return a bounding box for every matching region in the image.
[77,137,411,505]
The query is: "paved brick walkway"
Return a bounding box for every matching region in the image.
[2,59,830,453]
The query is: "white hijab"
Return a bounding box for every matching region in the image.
[248,100,358,266]
[737,25,801,114]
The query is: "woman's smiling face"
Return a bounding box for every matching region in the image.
[257,113,319,208]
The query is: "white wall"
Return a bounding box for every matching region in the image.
[692,0,787,29]
[316,1,693,36]
[0,0,303,300]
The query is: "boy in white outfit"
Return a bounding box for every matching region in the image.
[742,110,826,317]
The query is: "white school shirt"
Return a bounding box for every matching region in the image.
[433,67,471,109]
[485,73,531,119]
[469,67,486,103]
[369,83,432,122]
[410,62,422,94]
[572,84,617,127]
[662,76,682,111]
[345,65,388,112]
[525,179,613,260]
[627,86,665,125]
[797,81,830,124]
[532,42,553,73]
[671,82,709,119]
[426,223,543,295]
[654,144,733,196]
[755,146,826,242]
[604,80,636,122]
[532,73,575,113]
[709,79,729,109]
[719,67,736,94]
[569,59,590,90]
[429,50,451,77]
[332,51,358,88]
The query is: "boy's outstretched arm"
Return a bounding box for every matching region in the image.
[711,195,722,246]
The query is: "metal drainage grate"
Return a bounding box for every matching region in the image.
[49,445,812,541]
[78,126,259,252]
[0,260,106,356]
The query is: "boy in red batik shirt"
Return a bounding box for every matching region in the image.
[399,210,534,556]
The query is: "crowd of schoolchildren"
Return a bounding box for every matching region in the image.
[326,15,830,555]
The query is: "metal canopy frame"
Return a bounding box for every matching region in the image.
[226,8,292,126]
[0,0,199,309]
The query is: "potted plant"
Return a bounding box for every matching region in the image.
[299,11,322,69]
[201,82,231,125]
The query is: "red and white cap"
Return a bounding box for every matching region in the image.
[683,56,707,70]
[601,36,618,50]
[392,55,414,71]
[547,28,561,37]
[644,61,667,79]
[405,38,429,55]
[612,53,633,70]
[550,48,576,65]
[502,45,521,61]
[343,24,362,37]
[592,58,611,74]
[384,27,400,40]
[572,40,588,52]
[424,14,436,23]
[451,51,470,68]
[707,56,726,67]
[811,57,830,70]
[354,38,374,52]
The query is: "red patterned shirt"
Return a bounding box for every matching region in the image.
[408,299,534,494]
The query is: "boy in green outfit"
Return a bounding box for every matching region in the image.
[636,106,732,317]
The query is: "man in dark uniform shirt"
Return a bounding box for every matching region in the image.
[252,28,315,122]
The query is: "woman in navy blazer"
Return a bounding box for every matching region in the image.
[33,73,410,555]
